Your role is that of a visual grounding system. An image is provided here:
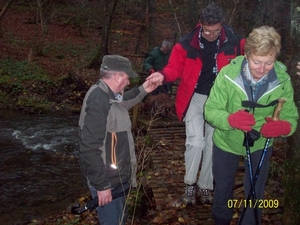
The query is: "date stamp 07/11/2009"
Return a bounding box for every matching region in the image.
[227,199,279,209]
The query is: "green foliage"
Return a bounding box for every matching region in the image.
[283,158,300,224]
[0,59,55,112]
[43,41,76,58]
[0,60,53,90]
[126,187,144,217]
[129,77,141,87]
[0,59,51,83]
[35,40,98,69]
[18,96,51,110]
[56,1,100,36]
[4,32,27,48]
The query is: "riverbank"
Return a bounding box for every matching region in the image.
[0,109,88,225]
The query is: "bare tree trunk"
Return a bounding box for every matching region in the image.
[0,0,14,20]
[228,0,240,26]
[283,0,300,223]
[147,0,156,48]
[104,0,119,55]
[88,0,119,70]
[169,0,181,38]
[0,0,15,37]
[188,0,198,29]
[135,1,147,54]
[37,0,47,34]
[247,0,267,33]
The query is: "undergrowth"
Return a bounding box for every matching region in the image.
[0,58,55,113]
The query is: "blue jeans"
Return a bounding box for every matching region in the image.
[212,144,272,225]
[89,186,127,225]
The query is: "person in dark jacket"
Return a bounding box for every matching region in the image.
[143,40,173,95]
[78,55,158,225]
[147,3,245,205]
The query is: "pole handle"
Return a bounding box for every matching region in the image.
[272,98,286,121]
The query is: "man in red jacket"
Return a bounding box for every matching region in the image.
[147,3,245,205]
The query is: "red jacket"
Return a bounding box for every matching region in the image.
[161,24,245,121]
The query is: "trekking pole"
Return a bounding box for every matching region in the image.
[243,131,260,224]
[238,98,286,224]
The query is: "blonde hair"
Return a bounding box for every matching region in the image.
[245,26,281,57]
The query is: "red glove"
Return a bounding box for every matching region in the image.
[260,117,291,138]
[149,68,155,74]
[228,110,256,132]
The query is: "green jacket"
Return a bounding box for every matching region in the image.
[205,56,298,156]
[143,46,170,73]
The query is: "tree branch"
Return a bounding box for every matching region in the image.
[0,0,15,21]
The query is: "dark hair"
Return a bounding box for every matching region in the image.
[200,3,225,25]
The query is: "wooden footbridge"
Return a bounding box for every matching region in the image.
[136,116,284,225]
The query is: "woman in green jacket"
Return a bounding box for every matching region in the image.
[205,26,298,225]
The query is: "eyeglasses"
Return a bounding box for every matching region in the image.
[202,28,221,35]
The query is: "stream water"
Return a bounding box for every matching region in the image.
[0,109,87,225]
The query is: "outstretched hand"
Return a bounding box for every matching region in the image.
[142,79,159,93]
[146,72,164,86]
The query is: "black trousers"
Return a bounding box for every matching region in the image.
[212,144,272,225]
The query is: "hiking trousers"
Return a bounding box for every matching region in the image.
[89,185,127,225]
[183,93,214,190]
[212,145,273,225]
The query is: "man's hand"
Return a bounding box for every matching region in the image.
[149,68,155,74]
[146,72,164,87]
[297,62,300,76]
[142,79,159,93]
[97,189,112,207]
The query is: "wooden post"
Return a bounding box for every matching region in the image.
[132,103,139,130]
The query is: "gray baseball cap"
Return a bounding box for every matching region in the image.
[101,55,139,78]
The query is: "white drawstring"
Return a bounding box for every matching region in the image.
[111,132,117,169]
